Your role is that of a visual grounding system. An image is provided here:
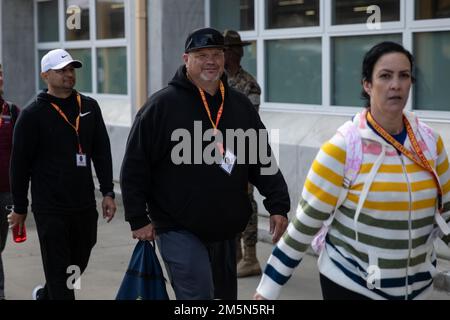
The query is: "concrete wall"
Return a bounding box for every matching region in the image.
[1,0,35,107]
[254,111,352,219]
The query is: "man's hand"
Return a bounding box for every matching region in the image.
[7,212,27,230]
[132,223,155,241]
[102,196,116,223]
[269,214,288,244]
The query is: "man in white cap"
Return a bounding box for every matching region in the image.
[8,49,116,300]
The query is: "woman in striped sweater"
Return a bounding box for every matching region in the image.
[255,42,450,300]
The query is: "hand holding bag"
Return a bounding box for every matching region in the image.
[116,240,169,300]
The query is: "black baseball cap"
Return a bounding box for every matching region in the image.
[185,27,225,53]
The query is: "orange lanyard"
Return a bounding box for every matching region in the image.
[197,81,225,134]
[367,111,443,212]
[49,93,84,154]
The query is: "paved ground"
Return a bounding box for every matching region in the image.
[2,192,450,300]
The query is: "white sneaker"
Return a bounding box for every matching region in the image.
[32,285,44,300]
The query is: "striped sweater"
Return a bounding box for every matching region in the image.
[257,110,450,300]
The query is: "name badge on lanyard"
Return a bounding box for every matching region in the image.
[76,153,87,167]
[49,93,88,168]
[220,149,237,175]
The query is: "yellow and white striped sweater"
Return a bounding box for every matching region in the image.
[257,111,450,300]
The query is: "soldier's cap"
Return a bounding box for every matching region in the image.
[185,27,225,53]
[223,30,251,47]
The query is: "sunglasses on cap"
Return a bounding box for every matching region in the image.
[185,33,224,53]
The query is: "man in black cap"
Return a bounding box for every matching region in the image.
[120,27,290,300]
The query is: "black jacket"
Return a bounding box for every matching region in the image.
[11,90,114,215]
[120,66,290,241]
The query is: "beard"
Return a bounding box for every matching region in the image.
[200,71,221,82]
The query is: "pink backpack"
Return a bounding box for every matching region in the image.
[311,118,440,254]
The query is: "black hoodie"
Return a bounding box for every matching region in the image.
[10,90,114,215]
[120,66,290,241]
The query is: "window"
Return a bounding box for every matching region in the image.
[96,0,125,39]
[332,34,402,107]
[35,0,128,95]
[241,41,257,77]
[37,0,59,42]
[332,0,400,25]
[415,0,450,20]
[97,47,127,94]
[209,1,450,116]
[413,31,450,111]
[65,0,90,41]
[210,0,254,31]
[266,0,320,29]
[266,38,321,104]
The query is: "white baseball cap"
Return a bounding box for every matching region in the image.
[41,49,82,73]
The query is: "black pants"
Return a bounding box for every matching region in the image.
[207,238,237,300]
[34,209,98,300]
[320,274,372,300]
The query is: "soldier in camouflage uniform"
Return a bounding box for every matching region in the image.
[223,30,262,278]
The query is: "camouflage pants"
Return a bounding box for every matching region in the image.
[237,184,258,247]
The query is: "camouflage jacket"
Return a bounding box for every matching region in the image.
[227,67,261,112]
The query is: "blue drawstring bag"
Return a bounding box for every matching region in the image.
[116,240,169,300]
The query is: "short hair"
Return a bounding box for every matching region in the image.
[361,41,415,106]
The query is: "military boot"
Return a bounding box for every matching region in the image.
[237,245,261,278]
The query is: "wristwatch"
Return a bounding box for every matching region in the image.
[104,191,115,199]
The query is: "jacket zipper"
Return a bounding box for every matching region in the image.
[400,155,413,300]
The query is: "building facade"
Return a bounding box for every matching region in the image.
[1,0,450,220]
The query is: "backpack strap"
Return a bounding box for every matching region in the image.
[311,121,363,254]
[324,121,362,226]
[338,121,363,189]
[5,101,19,124]
[417,120,438,161]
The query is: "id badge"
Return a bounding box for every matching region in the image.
[220,149,237,175]
[76,153,87,167]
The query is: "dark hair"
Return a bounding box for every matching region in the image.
[361,41,415,106]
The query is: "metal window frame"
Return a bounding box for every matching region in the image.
[34,0,131,100]
[206,0,450,120]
